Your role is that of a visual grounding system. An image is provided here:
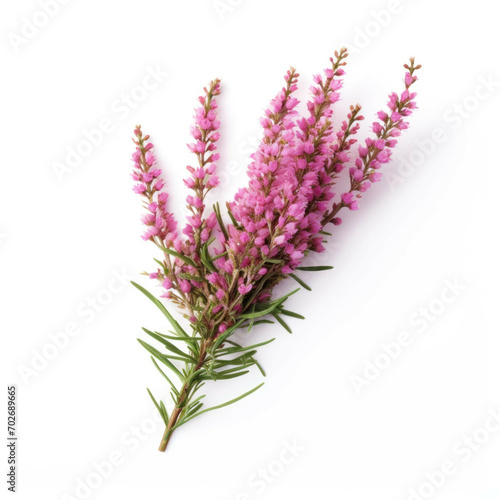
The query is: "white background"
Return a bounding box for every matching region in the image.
[1,1,500,499]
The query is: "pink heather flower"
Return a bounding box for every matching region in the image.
[141,226,159,241]
[359,146,369,157]
[391,111,402,122]
[154,179,165,191]
[238,283,252,295]
[133,183,147,194]
[341,192,354,205]
[377,150,391,163]
[181,79,223,253]
[207,272,218,285]
[131,55,421,400]
[405,72,414,86]
[350,167,364,182]
[145,151,155,166]
[194,168,205,179]
[132,150,141,163]
[131,126,178,248]
[207,176,220,187]
[304,142,314,154]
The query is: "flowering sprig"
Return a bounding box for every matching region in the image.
[322,57,421,224]
[132,127,177,245]
[184,79,221,256]
[130,51,421,451]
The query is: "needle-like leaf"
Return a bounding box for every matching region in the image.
[132,282,189,339]
[137,338,184,381]
[290,274,312,291]
[175,383,265,428]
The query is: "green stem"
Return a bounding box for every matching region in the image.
[158,344,208,452]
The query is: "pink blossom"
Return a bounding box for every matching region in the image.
[131,54,421,343]
[341,192,354,205]
[145,151,155,166]
[133,183,147,194]
[238,283,252,295]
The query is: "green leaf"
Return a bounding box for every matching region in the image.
[176,382,265,428]
[186,402,204,418]
[146,388,168,425]
[214,351,257,367]
[208,369,251,380]
[137,338,184,381]
[178,273,205,283]
[153,258,168,272]
[186,393,206,410]
[210,251,227,262]
[222,340,268,376]
[225,202,243,230]
[200,244,217,273]
[239,304,278,320]
[253,358,266,377]
[131,282,189,339]
[159,401,169,424]
[295,265,334,271]
[213,202,229,241]
[239,288,300,319]
[240,319,275,330]
[266,258,283,264]
[159,247,197,268]
[245,304,256,331]
[220,337,275,354]
[279,309,305,320]
[163,354,196,363]
[143,328,197,363]
[290,273,312,291]
[146,387,161,411]
[150,356,179,397]
[148,330,201,344]
[271,312,292,333]
[267,287,301,305]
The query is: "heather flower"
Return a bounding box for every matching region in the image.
[130,52,421,452]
